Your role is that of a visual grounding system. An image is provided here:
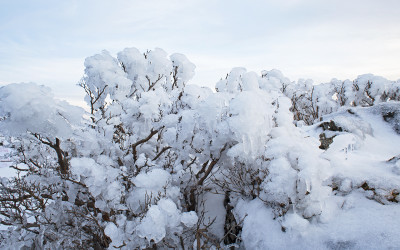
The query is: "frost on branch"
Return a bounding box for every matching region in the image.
[0,82,84,139]
[1,47,400,249]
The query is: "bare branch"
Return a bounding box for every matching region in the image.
[146,74,164,91]
[152,146,172,161]
[132,129,159,161]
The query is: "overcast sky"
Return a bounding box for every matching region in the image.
[1,0,400,105]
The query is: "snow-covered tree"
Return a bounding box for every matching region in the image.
[1,47,400,249]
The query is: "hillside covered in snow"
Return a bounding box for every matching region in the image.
[0,47,400,249]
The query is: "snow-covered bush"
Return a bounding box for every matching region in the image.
[1,47,400,249]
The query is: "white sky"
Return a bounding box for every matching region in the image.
[1,0,400,105]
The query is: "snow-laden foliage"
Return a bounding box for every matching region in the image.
[1,47,400,249]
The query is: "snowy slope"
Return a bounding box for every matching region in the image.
[236,103,400,249]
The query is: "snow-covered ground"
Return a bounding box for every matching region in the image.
[0,162,14,178]
[0,147,14,178]
[237,104,400,249]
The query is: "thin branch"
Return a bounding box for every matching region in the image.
[152,146,171,161]
[32,134,69,175]
[132,129,159,161]
[146,74,164,91]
